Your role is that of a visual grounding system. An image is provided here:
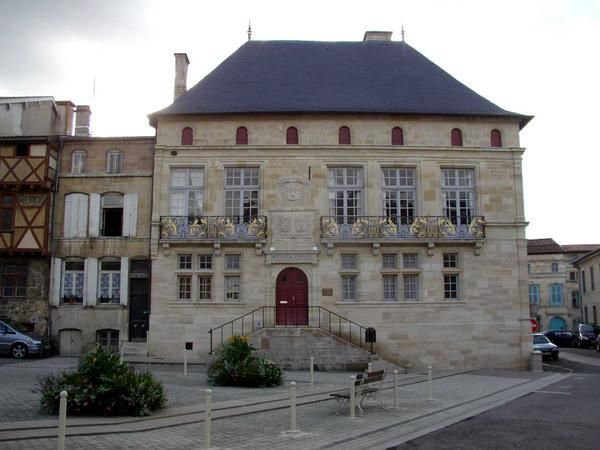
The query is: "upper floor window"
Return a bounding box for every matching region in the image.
[490,129,502,147]
[169,168,204,216]
[451,128,463,146]
[328,167,363,224]
[582,270,587,293]
[341,254,358,270]
[550,284,564,305]
[529,285,540,305]
[382,168,415,224]
[106,150,123,174]
[236,126,248,145]
[391,127,404,145]
[63,193,89,238]
[15,144,29,157]
[338,126,351,145]
[442,168,474,226]
[1,263,27,297]
[181,127,193,145]
[443,253,458,268]
[71,150,87,174]
[225,167,259,220]
[101,193,123,236]
[591,267,595,291]
[0,194,14,231]
[551,262,559,273]
[286,127,299,145]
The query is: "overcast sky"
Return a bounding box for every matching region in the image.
[1,0,599,245]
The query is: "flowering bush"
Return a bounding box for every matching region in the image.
[207,335,283,387]
[39,345,166,416]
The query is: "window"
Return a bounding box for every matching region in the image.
[571,290,580,308]
[169,168,204,217]
[0,194,14,231]
[382,254,397,269]
[582,270,587,293]
[178,254,192,270]
[181,127,193,145]
[550,284,564,305]
[382,168,415,225]
[569,271,578,282]
[442,168,474,226]
[106,150,123,174]
[529,285,540,305]
[328,167,363,224]
[591,267,595,291]
[178,276,192,300]
[403,274,418,300]
[551,262,559,273]
[451,128,463,146]
[225,275,240,301]
[1,263,27,297]
[225,254,241,271]
[339,126,351,145]
[403,253,418,269]
[62,260,84,304]
[63,193,89,238]
[391,127,404,145]
[286,127,298,144]
[198,276,212,300]
[16,144,28,156]
[198,255,212,270]
[443,253,458,268]
[342,275,357,301]
[225,168,259,221]
[444,274,459,300]
[98,259,121,303]
[97,329,119,353]
[490,129,502,147]
[341,254,357,270]
[383,275,397,301]
[236,126,248,145]
[101,193,124,236]
[71,150,86,174]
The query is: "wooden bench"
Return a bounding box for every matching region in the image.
[330,369,386,415]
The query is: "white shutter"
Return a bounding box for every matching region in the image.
[77,195,88,237]
[123,193,138,237]
[120,256,129,306]
[50,258,62,305]
[85,258,98,306]
[64,195,74,237]
[89,193,100,237]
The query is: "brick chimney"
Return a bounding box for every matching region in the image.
[174,53,189,101]
[74,105,91,136]
[363,31,393,41]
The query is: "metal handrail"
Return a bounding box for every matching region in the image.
[208,306,373,354]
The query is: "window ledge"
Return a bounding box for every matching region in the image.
[169,301,248,307]
[335,301,467,306]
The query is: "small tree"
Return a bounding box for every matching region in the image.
[207,335,282,387]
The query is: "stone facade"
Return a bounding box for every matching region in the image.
[574,249,600,326]
[50,136,154,354]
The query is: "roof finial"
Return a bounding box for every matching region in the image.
[401,24,405,42]
[247,20,252,41]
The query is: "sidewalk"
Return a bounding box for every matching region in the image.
[0,358,570,449]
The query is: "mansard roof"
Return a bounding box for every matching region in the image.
[150,40,531,128]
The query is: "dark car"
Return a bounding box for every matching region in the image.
[0,320,49,358]
[545,330,575,347]
[572,324,598,349]
[532,333,559,360]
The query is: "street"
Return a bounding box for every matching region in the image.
[391,348,600,450]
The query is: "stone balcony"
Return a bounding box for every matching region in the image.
[159,215,267,242]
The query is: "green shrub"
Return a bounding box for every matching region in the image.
[39,345,166,416]
[207,335,283,387]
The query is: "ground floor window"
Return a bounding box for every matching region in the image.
[62,260,84,304]
[1,263,27,297]
[96,329,119,353]
[225,275,240,301]
[383,275,397,301]
[444,274,459,300]
[403,274,418,301]
[98,260,121,303]
[178,275,192,300]
[342,275,357,301]
[199,276,212,300]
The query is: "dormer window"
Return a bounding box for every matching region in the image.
[391,127,404,145]
[339,126,351,145]
[236,126,248,145]
[451,128,463,146]
[181,127,193,145]
[286,127,299,144]
[490,129,502,147]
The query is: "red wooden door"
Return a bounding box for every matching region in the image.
[276,268,308,325]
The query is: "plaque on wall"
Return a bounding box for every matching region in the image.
[322,288,333,296]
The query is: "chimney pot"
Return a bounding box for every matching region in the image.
[363,31,393,41]
[174,53,190,101]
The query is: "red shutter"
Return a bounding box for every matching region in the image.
[391,127,404,145]
[451,128,463,146]
[490,129,502,147]
[339,126,351,145]
[181,127,193,145]
[236,127,248,145]
[286,127,299,144]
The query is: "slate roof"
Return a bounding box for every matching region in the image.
[527,238,563,255]
[149,40,531,127]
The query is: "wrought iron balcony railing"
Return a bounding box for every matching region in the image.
[160,215,267,241]
[320,215,485,240]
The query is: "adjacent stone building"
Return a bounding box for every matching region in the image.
[573,248,600,327]
[146,32,533,370]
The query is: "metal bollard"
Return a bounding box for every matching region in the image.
[310,357,314,388]
[204,389,212,449]
[427,366,433,401]
[367,362,373,373]
[290,381,298,432]
[393,369,399,409]
[184,350,188,377]
[119,344,124,364]
[57,390,67,450]
[349,375,356,419]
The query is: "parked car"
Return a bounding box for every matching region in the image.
[532,333,559,360]
[544,330,575,347]
[0,320,49,359]
[572,324,598,349]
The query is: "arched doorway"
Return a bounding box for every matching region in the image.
[548,316,567,331]
[276,268,308,325]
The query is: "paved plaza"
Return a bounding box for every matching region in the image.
[0,356,570,449]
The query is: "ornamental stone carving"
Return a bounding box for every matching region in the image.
[277,176,309,207]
